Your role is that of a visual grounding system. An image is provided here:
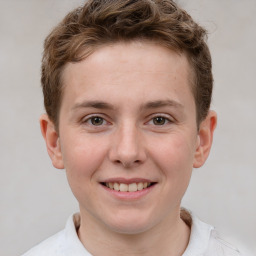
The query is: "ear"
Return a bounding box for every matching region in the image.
[40,114,64,169]
[193,110,217,168]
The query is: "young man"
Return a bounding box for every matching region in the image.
[23,0,241,255]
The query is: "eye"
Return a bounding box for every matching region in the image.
[152,116,168,125]
[85,116,106,126]
[93,116,104,125]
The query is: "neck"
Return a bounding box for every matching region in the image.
[78,208,190,256]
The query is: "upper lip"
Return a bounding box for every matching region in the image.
[100,177,156,184]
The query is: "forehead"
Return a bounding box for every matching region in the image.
[60,41,194,111]
[62,41,192,87]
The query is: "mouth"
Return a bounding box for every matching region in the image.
[100,182,156,192]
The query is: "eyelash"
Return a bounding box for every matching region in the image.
[147,115,173,126]
[82,115,108,126]
[82,114,173,127]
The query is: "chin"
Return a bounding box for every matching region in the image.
[103,212,155,235]
[108,223,151,235]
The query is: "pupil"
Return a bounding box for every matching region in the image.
[153,117,165,125]
[92,117,103,125]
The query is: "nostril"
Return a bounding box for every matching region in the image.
[114,159,141,168]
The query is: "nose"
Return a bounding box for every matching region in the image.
[108,123,147,168]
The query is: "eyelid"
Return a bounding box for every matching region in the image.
[81,114,110,126]
[80,113,174,127]
[146,113,174,123]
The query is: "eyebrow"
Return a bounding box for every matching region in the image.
[71,99,183,111]
[142,100,184,110]
[72,100,115,111]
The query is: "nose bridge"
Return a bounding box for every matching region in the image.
[109,120,146,167]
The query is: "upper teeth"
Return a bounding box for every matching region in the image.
[105,182,151,192]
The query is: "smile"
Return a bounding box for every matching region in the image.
[102,182,154,192]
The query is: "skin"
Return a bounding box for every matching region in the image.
[40,41,217,256]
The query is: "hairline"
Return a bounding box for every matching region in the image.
[54,39,200,132]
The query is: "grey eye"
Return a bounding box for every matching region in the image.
[153,117,167,125]
[90,117,104,126]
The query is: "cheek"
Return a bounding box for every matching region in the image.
[61,135,108,181]
[61,136,109,206]
[153,135,194,164]
[148,134,195,184]
[145,134,196,212]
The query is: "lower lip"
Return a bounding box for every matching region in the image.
[101,184,156,200]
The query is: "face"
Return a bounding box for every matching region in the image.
[42,41,215,235]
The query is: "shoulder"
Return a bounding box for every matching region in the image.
[181,209,242,256]
[21,230,65,256]
[205,230,242,256]
[21,213,91,256]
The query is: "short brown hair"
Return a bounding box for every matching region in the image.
[42,0,213,129]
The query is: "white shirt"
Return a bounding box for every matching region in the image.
[22,211,241,256]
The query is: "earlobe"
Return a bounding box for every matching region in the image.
[40,114,64,169]
[193,111,217,168]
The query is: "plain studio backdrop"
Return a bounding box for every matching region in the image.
[0,1,255,255]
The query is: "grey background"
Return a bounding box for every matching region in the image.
[0,1,255,255]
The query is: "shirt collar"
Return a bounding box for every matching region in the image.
[62,213,91,255]
[64,210,214,256]
[182,209,214,256]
